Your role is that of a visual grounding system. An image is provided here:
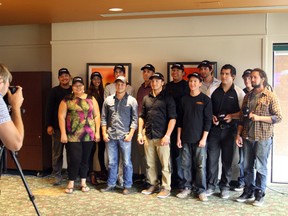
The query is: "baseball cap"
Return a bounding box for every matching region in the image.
[114,64,125,73]
[149,72,164,81]
[72,76,84,85]
[187,72,203,82]
[171,63,184,71]
[197,60,212,69]
[141,64,155,72]
[115,76,127,83]
[58,68,70,76]
[242,69,252,78]
[90,71,102,80]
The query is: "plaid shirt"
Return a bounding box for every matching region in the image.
[239,88,282,141]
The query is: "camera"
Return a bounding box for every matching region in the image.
[217,113,226,122]
[242,106,250,118]
[9,86,18,94]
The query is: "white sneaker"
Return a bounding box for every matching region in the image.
[176,188,191,199]
[199,192,208,202]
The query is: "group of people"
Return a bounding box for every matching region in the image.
[42,60,282,207]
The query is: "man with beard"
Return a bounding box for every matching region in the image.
[45,68,72,186]
[235,68,282,207]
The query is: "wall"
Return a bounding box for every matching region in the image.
[0,24,51,71]
[51,14,266,88]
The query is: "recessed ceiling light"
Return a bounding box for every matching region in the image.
[109,8,123,12]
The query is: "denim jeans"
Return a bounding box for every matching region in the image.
[181,142,206,194]
[207,125,236,190]
[243,138,272,193]
[107,139,133,188]
[238,147,245,186]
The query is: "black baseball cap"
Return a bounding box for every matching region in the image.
[171,63,184,71]
[141,64,155,72]
[149,72,164,81]
[197,60,212,69]
[114,64,125,73]
[72,76,84,85]
[187,72,203,82]
[242,69,252,78]
[58,68,70,76]
[90,72,102,80]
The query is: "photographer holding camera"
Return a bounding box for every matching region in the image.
[206,64,245,199]
[0,63,24,151]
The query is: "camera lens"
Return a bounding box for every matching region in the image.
[9,86,18,94]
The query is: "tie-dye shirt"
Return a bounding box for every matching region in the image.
[64,96,95,142]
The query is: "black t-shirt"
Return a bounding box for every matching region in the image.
[45,85,72,129]
[178,92,213,143]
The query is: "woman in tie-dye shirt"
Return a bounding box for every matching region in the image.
[59,76,100,194]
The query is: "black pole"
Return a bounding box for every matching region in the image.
[9,151,41,216]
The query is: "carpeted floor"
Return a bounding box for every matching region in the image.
[1,174,288,216]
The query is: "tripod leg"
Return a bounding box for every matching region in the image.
[10,151,41,216]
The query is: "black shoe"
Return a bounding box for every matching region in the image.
[253,190,265,207]
[52,177,62,186]
[100,186,115,193]
[236,192,255,202]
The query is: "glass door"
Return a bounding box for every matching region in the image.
[272,43,288,183]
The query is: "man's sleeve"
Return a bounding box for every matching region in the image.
[0,96,11,124]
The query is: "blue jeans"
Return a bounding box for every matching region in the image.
[243,138,272,193]
[107,139,133,188]
[207,125,236,190]
[181,142,206,194]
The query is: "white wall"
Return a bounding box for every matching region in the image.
[51,14,266,88]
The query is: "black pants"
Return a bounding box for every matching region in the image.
[206,125,236,190]
[66,141,94,180]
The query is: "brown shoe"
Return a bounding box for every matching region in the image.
[123,187,135,195]
[157,189,170,198]
[141,185,159,195]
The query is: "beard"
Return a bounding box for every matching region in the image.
[252,83,261,89]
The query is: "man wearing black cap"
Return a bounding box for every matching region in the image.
[198,60,221,97]
[242,69,253,94]
[104,64,134,99]
[176,72,212,201]
[166,63,189,189]
[134,64,155,182]
[138,72,177,199]
[45,68,72,186]
[233,69,253,192]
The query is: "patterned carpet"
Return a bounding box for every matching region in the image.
[1,174,288,216]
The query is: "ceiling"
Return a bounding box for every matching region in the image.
[1,0,288,26]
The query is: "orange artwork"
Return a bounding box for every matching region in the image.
[87,63,131,87]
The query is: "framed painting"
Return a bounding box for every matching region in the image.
[167,61,217,82]
[86,63,132,87]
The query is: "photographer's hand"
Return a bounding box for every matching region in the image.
[7,86,24,110]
